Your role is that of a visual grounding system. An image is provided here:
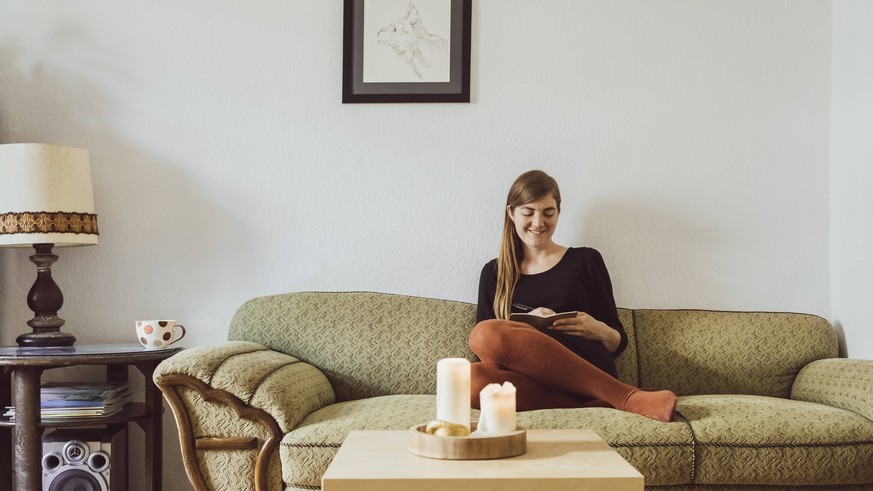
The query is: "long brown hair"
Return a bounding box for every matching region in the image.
[493,170,562,319]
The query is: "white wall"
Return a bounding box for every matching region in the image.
[831,0,873,360]
[0,1,836,489]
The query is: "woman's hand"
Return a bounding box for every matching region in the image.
[550,312,621,354]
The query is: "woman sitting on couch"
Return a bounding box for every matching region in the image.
[471,169,677,422]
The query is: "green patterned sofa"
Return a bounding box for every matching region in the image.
[154,291,873,491]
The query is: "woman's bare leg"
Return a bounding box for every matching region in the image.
[469,319,676,422]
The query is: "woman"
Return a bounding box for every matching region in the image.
[470,170,677,422]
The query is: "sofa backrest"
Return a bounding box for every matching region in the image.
[228,292,837,401]
[615,308,638,386]
[228,291,476,402]
[631,309,837,398]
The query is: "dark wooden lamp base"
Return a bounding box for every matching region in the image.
[16,243,77,347]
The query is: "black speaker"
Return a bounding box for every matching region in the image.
[42,427,126,491]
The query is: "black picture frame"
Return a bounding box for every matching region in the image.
[342,0,471,103]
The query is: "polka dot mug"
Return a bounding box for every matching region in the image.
[136,320,186,350]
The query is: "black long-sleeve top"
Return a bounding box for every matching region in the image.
[476,247,628,378]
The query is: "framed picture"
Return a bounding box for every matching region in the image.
[343,0,471,103]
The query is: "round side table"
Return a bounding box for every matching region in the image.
[0,344,180,491]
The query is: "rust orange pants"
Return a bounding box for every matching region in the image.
[469,319,676,422]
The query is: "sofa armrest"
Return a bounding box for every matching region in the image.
[154,341,335,491]
[155,340,336,431]
[791,358,873,421]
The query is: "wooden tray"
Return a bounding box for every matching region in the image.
[408,422,526,460]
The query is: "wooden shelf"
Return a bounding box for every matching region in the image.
[0,343,179,491]
[0,402,148,428]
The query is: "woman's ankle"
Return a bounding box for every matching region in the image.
[622,390,677,422]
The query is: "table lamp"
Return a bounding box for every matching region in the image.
[0,143,99,347]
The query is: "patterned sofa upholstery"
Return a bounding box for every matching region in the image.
[154,291,873,490]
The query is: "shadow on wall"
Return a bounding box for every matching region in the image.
[831,321,849,358]
[0,39,252,324]
[0,37,245,491]
[575,196,732,310]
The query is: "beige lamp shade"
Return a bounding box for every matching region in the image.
[0,143,99,247]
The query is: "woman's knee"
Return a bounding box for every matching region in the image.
[468,319,508,356]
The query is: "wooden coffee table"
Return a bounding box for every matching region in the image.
[322,429,643,491]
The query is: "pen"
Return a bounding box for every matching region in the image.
[512,303,533,312]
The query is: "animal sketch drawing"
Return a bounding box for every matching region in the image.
[376,4,449,81]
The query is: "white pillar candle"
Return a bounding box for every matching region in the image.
[435,358,471,431]
[478,382,517,435]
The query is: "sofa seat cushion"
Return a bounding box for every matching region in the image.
[281,395,697,488]
[279,393,873,489]
[517,407,695,486]
[681,394,873,486]
[281,395,439,488]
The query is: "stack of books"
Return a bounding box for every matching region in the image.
[3,382,134,421]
